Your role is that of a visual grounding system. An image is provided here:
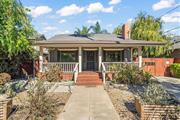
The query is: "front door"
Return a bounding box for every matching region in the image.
[83,51,98,71]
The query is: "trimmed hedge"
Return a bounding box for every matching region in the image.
[170,63,180,78]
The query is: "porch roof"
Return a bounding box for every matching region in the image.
[34,34,165,47]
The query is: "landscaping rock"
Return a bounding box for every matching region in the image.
[107,87,139,120]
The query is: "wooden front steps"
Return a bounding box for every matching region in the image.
[76,71,102,86]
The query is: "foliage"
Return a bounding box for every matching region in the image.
[74,26,91,36]
[170,63,180,78]
[91,22,108,34]
[110,64,152,85]
[139,82,175,105]
[45,65,63,82]
[0,0,36,76]
[25,80,59,120]
[113,25,122,35]
[0,73,11,85]
[0,0,35,58]
[74,22,108,36]
[131,12,173,57]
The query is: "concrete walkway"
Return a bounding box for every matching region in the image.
[156,77,180,103]
[57,86,120,120]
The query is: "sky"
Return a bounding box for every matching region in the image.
[21,0,180,39]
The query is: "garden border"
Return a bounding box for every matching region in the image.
[135,98,180,120]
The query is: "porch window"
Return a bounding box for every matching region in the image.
[103,51,124,62]
[58,51,78,62]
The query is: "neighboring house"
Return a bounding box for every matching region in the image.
[172,36,180,63]
[29,34,47,54]
[34,23,164,85]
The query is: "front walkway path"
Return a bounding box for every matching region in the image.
[156,76,180,103]
[57,86,120,120]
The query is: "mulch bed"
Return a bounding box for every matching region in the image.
[8,92,71,120]
[107,86,140,120]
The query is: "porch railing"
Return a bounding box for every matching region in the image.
[45,62,77,73]
[103,62,138,72]
[44,62,79,83]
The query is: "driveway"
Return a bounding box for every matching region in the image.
[156,76,180,103]
[57,86,120,120]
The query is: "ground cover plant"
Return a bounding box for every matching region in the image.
[138,82,176,105]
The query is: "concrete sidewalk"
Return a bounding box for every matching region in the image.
[57,86,120,120]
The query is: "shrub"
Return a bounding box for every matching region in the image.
[139,82,175,105]
[45,65,63,82]
[110,64,152,85]
[24,80,59,120]
[170,63,180,78]
[0,73,11,85]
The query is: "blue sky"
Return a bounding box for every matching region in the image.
[21,0,180,38]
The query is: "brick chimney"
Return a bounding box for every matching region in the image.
[122,23,130,39]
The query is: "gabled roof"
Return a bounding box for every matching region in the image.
[173,36,180,43]
[173,36,180,49]
[34,34,165,46]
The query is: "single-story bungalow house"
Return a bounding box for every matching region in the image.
[34,24,164,85]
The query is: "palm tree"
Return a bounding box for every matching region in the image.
[91,22,108,34]
[74,26,91,36]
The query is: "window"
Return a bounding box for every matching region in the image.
[58,51,78,62]
[103,51,124,62]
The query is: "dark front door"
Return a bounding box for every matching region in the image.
[83,51,98,71]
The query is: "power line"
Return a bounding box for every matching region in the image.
[163,26,180,33]
[160,5,180,18]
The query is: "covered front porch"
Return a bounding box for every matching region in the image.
[40,47,142,72]
[38,46,142,84]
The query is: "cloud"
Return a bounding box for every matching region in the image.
[59,19,66,24]
[86,19,101,24]
[56,4,85,16]
[87,2,113,13]
[28,6,52,17]
[152,0,175,11]
[43,26,58,33]
[109,0,122,5]
[161,12,180,22]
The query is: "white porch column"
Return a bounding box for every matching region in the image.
[78,47,82,72]
[130,48,133,62]
[98,47,102,71]
[138,47,142,68]
[39,46,43,72]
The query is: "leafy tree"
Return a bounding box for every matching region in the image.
[0,0,35,76]
[91,22,108,34]
[74,26,91,36]
[131,12,172,57]
[113,25,122,35]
